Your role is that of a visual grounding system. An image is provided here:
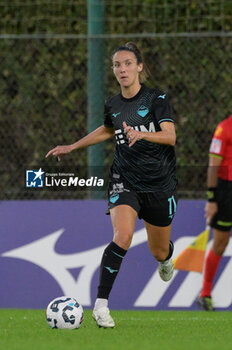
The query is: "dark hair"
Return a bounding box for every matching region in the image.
[112,42,150,82]
[112,42,143,64]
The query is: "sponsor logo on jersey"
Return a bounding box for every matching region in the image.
[115,129,125,144]
[112,183,124,192]
[115,122,156,145]
[210,138,222,154]
[158,94,166,99]
[137,105,149,118]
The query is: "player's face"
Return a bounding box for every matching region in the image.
[112,51,143,88]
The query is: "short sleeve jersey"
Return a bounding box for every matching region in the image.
[104,84,177,193]
[209,115,232,181]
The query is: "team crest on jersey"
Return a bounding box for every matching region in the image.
[137,105,149,118]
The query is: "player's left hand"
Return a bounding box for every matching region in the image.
[204,201,218,225]
[123,122,142,147]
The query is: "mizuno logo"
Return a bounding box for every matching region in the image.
[104,266,118,274]
[158,94,166,99]
[3,225,232,309]
[112,112,121,118]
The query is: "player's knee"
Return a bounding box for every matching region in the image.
[113,231,133,250]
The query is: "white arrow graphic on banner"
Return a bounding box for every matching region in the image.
[1,227,147,306]
[2,229,232,308]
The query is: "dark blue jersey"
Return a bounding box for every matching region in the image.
[104,84,177,193]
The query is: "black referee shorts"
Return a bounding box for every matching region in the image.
[210,178,232,231]
[107,177,177,227]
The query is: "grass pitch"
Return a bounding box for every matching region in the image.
[0,309,232,350]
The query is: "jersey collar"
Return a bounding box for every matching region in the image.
[120,84,145,102]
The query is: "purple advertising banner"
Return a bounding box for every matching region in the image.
[0,200,232,310]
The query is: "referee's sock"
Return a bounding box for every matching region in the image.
[200,249,221,298]
[96,241,127,301]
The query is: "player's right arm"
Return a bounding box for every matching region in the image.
[45,125,114,161]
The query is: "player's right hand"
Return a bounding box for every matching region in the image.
[123,121,142,147]
[45,145,73,161]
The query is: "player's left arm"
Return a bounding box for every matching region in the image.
[123,121,176,147]
[205,155,223,225]
[140,121,176,146]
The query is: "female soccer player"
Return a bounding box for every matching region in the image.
[197,115,232,311]
[46,42,178,327]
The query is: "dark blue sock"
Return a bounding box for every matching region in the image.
[164,240,174,261]
[97,241,127,299]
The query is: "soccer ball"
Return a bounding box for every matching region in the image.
[46,296,84,329]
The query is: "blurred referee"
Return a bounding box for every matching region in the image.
[198,115,232,311]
